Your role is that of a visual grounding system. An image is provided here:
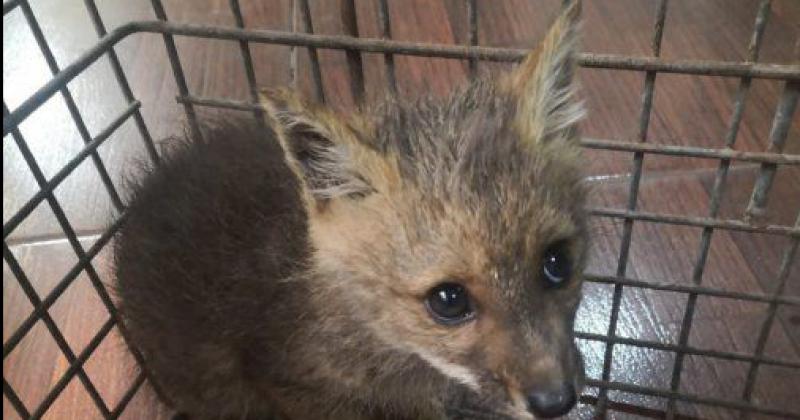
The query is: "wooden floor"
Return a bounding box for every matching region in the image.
[3,0,799,419]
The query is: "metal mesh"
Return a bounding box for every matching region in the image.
[2,0,798,419]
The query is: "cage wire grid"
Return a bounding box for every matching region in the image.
[2,0,799,418]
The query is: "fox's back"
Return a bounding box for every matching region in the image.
[113,120,311,414]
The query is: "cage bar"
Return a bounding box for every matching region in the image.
[3,244,111,417]
[745,81,800,221]
[228,0,270,131]
[148,0,202,140]
[3,377,30,419]
[596,1,668,414]
[7,19,800,137]
[466,0,478,78]
[2,1,800,418]
[575,332,799,369]
[2,0,22,15]
[740,215,800,418]
[3,102,141,239]
[297,0,325,103]
[580,138,799,165]
[341,0,365,104]
[588,208,797,237]
[108,371,147,419]
[17,0,124,212]
[586,379,798,418]
[3,214,124,358]
[584,273,800,306]
[2,98,123,364]
[289,0,298,87]
[82,0,160,166]
[28,318,116,419]
[664,3,773,417]
[376,0,397,95]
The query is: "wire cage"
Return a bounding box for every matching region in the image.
[2,0,799,419]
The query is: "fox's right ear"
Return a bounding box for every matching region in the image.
[260,89,375,211]
[501,0,584,146]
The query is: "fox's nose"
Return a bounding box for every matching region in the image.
[526,382,577,418]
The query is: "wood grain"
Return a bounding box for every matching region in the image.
[3,0,799,419]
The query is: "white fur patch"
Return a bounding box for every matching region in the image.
[412,348,481,391]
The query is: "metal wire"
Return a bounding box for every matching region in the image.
[3,377,30,419]
[584,274,800,307]
[597,2,669,414]
[586,379,798,418]
[341,0,365,104]
[466,0,478,78]
[297,0,325,103]
[376,0,397,95]
[740,215,800,418]
[174,94,800,165]
[665,3,773,417]
[108,371,147,419]
[6,19,800,137]
[82,0,160,166]
[575,332,800,370]
[4,233,111,418]
[2,1,800,419]
[3,214,125,358]
[4,102,141,239]
[28,318,116,419]
[227,0,270,135]
[745,81,800,221]
[148,0,202,140]
[2,96,129,419]
[16,0,125,212]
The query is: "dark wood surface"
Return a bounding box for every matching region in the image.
[3,0,799,419]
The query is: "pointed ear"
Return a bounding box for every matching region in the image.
[260,88,374,210]
[502,0,584,145]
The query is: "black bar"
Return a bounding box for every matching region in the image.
[82,0,160,166]
[108,371,147,419]
[28,319,116,419]
[3,215,124,359]
[341,0,365,104]
[376,0,397,95]
[148,0,203,139]
[3,378,30,419]
[4,244,111,417]
[18,0,125,211]
[6,20,800,136]
[3,102,140,239]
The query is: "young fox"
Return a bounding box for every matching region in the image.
[114,3,587,419]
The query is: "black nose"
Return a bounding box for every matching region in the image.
[526,382,577,418]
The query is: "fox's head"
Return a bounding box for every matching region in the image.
[262,3,586,419]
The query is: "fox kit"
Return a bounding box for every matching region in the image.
[114,3,587,420]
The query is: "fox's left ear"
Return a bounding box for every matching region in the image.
[259,88,377,212]
[502,0,584,145]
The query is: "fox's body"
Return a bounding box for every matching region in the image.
[115,4,588,419]
[114,121,449,419]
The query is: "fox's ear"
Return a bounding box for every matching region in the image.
[260,89,374,210]
[502,0,584,145]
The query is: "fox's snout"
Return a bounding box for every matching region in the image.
[526,381,577,418]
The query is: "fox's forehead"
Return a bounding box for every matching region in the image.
[385,182,583,282]
[367,93,583,247]
[372,84,584,202]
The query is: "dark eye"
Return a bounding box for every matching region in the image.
[425,283,475,325]
[542,243,572,288]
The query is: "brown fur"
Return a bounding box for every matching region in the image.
[114,2,587,419]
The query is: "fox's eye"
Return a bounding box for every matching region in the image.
[425,283,475,325]
[542,243,571,288]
